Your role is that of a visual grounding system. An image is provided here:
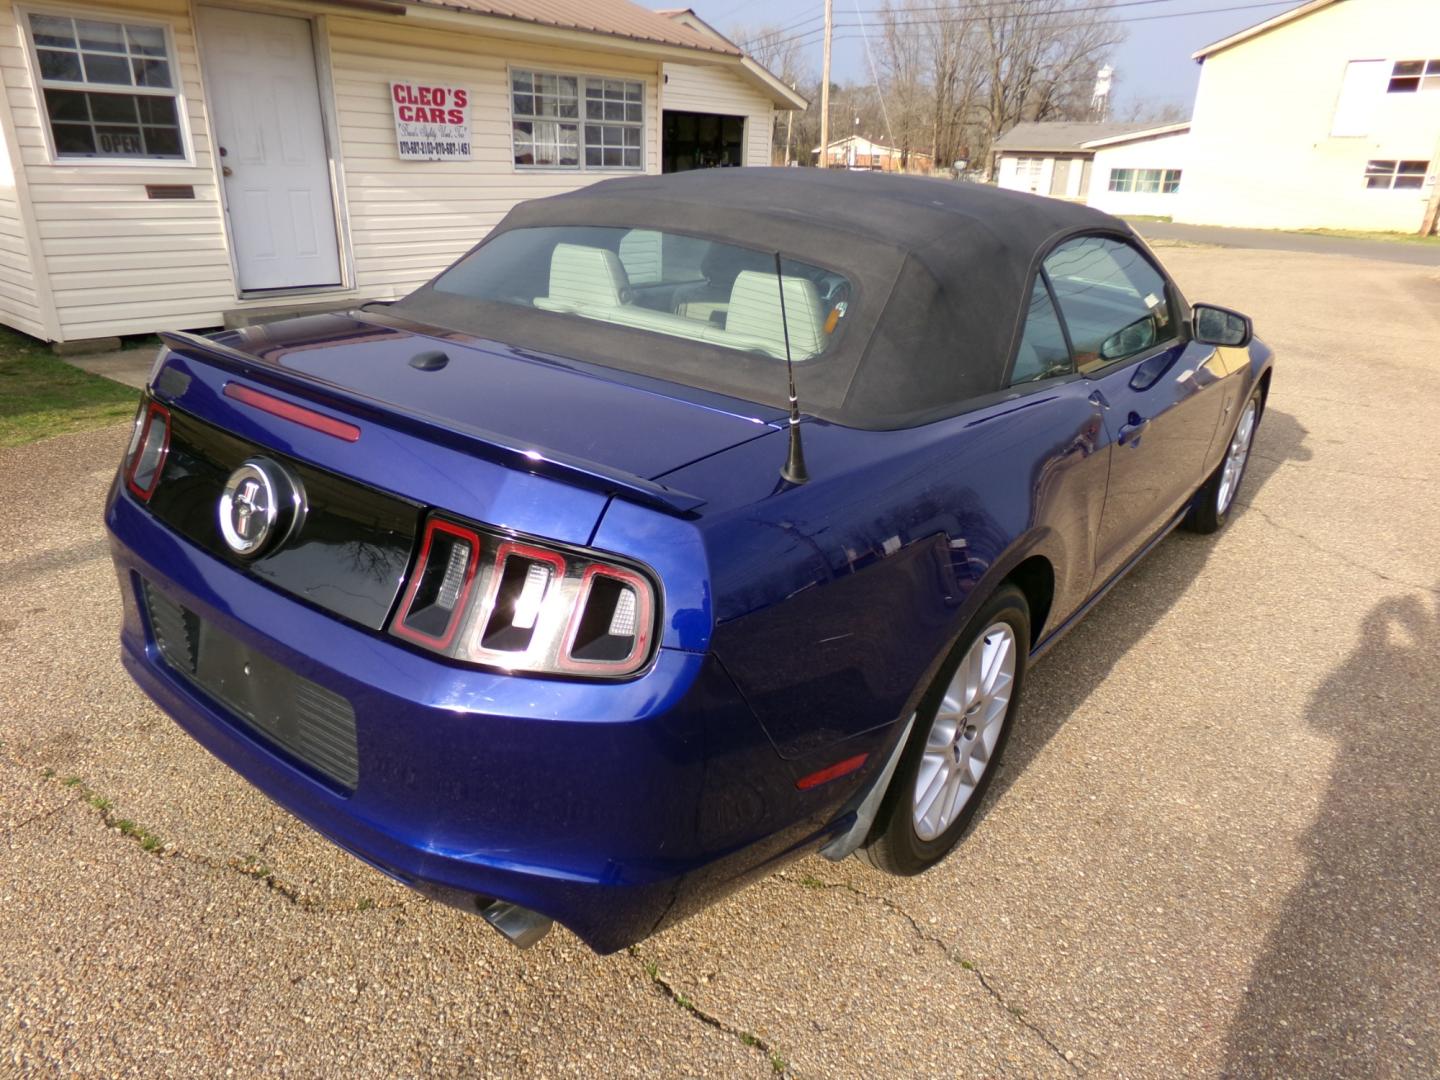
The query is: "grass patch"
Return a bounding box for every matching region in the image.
[1293,227,1440,246]
[1121,214,1172,223]
[0,327,138,448]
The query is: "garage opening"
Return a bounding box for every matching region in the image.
[662,111,745,172]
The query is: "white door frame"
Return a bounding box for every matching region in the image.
[191,2,355,298]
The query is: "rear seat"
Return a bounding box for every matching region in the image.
[533,243,826,360]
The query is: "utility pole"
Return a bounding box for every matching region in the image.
[819,0,832,167]
[1422,136,1440,236]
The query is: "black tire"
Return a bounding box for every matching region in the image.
[857,584,1030,876]
[1185,387,1263,535]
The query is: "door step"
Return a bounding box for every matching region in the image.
[222,299,360,329]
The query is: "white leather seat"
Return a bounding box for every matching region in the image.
[723,271,826,360]
[534,243,627,313]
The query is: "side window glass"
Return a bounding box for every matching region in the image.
[1010,278,1074,385]
[1043,236,1175,371]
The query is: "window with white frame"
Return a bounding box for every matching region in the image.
[1363,160,1430,189]
[26,12,184,159]
[511,70,643,170]
[1386,59,1440,93]
[1107,168,1181,194]
[1013,156,1044,192]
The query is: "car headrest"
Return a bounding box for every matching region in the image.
[547,243,627,308]
[725,271,826,360]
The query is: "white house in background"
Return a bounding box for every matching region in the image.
[0,0,805,345]
[814,134,934,172]
[1177,0,1440,232]
[992,120,1191,212]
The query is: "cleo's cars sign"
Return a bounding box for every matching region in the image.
[391,82,472,161]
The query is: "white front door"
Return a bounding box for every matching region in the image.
[198,8,342,291]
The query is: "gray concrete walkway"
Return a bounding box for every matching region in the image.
[62,347,155,390]
[1133,220,1440,265]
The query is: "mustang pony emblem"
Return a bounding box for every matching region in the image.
[218,459,298,557]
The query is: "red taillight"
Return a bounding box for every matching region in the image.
[389,515,658,679]
[124,399,170,501]
[391,519,482,651]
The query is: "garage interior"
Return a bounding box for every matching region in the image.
[662,111,746,172]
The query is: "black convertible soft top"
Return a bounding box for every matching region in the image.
[392,168,1133,429]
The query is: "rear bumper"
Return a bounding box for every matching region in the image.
[106,481,804,953]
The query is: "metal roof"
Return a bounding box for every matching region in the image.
[992,121,1164,153]
[407,0,739,55]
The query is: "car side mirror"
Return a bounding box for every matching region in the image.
[1191,303,1252,348]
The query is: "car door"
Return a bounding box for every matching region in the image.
[1042,235,1224,584]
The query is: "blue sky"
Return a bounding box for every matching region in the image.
[644,0,1301,115]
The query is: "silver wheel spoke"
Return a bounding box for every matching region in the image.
[912,621,1018,841]
[1217,401,1257,515]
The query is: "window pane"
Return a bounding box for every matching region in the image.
[137,95,178,126]
[1428,60,1440,75]
[1044,236,1173,369]
[1388,77,1420,92]
[126,25,167,56]
[625,103,641,123]
[603,147,621,167]
[82,52,132,85]
[30,14,77,48]
[1393,175,1424,188]
[1365,160,1396,175]
[512,71,532,93]
[1011,279,1072,384]
[1365,175,1392,189]
[622,147,640,168]
[37,48,82,81]
[44,89,89,122]
[1398,160,1430,174]
[623,126,640,148]
[132,57,171,88]
[1392,60,1425,76]
[75,18,125,52]
[432,226,850,364]
[89,93,138,123]
[51,122,95,154]
[585,145,601,166]
[512,93,534,116]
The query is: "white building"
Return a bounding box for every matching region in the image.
[1177,0,1440,232]
[0,0,804,345]
[992,121,1191,213]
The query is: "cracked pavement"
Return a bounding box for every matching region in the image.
[3,246,1439,1077]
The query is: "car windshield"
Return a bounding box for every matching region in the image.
[429,226,852,363]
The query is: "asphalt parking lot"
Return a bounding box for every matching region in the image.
[3,243,1438,1078]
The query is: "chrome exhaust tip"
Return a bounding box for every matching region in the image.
[478,899,553,949]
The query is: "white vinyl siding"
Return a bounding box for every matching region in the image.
[328,16,660,299]
[1,0,227,340]
[0,0,669,341]
[0,108,45,337]
[661,61,773,166]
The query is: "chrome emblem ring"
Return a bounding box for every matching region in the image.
[218,459,299,557]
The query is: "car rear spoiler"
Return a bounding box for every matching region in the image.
[157,331,707,516]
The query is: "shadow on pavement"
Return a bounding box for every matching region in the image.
[987,404,1311,809]
[1221,589,1440,1077]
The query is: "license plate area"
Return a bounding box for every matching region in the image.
[142,579,359,791]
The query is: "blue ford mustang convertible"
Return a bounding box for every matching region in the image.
[106,170,1271,952]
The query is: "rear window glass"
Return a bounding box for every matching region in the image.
[430,226,853,363]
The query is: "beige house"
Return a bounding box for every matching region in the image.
[1177,0,1440,232]
[993,120,1190,213]
[0,0,804,345]
[814,134,934,172]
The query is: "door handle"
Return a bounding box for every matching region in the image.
[1118,412,1149,446]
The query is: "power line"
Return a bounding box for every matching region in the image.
[751,0,1299,51]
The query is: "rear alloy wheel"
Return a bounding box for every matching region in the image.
[1185,388,1261,535]
[858,585,1029,876]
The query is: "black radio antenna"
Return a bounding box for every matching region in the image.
[774,251,809,486]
